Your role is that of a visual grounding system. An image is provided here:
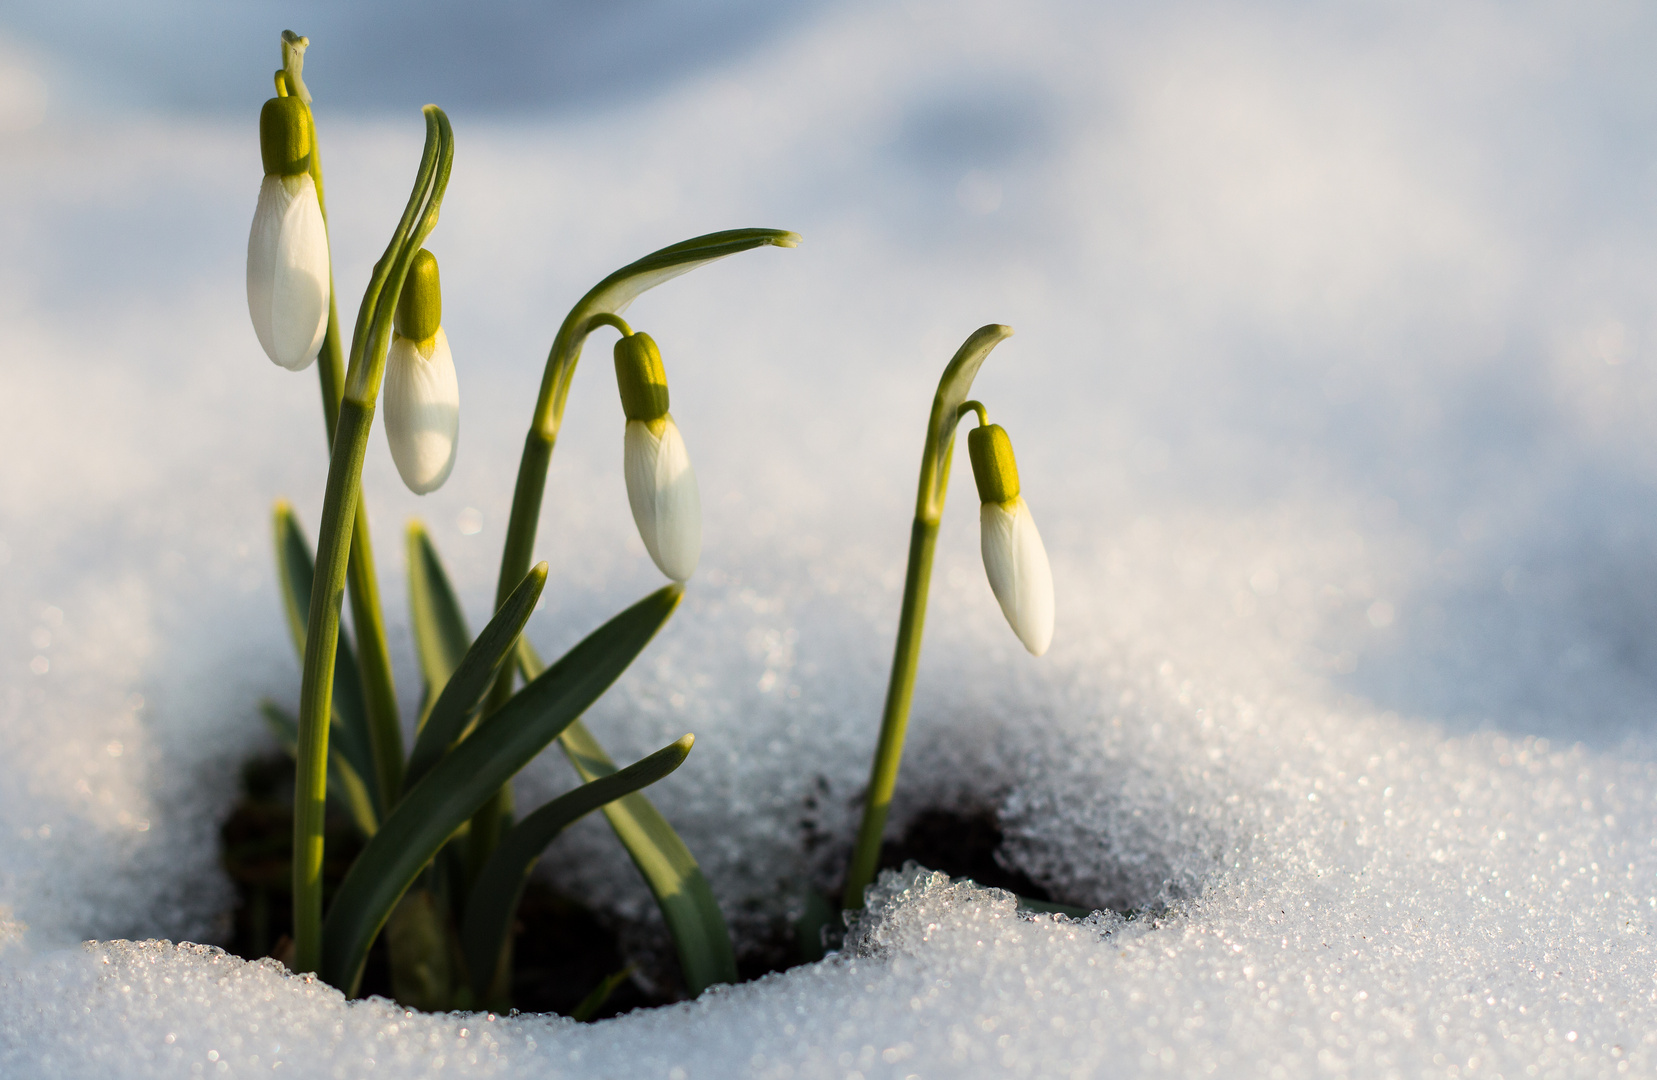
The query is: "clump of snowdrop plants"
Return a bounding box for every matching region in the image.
[245,31,1053,1016]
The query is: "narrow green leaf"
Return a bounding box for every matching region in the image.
[406,520,474,722]
[461,734,695,997]
[520,641,738,994]
[404,561,550,793]
[320,585,683,994]
[260,700,377,836]
[570,966,634,1023]
[270,503,378,809]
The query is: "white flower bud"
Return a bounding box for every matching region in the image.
[979,496,1054,656]
[246,173,330,371]
[624,414,701,581]
[383,328,459,494]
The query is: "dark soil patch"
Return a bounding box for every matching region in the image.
[877,807,1055,901]
[219,753,670,1020]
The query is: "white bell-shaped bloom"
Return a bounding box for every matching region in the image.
[383,328,459,494]
[624,414,701,581]
[979,496,1054,655]
[246,173,330,371]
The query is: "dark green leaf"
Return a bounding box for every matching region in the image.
[520,641,738,994]
[570,966,634,1023]
[460,734,694,996]
[406,520,473,711]
[270,503,378,810]
[320,584,682,994]
[404,560,549,793]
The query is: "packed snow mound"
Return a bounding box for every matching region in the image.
[5,0,1657,1075]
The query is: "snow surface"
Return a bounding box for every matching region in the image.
[5,0,1657,1075]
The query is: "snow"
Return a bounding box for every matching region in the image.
[4,0,1657,1075]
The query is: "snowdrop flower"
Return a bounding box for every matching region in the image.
[383,249,459,494]
[969,422,1054,655]
[246,95,330,371]
[614,331,700,581]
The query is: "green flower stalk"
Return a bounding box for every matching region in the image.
[842,324,1053,910]
[291,104,454,976]
[479,231,797,995]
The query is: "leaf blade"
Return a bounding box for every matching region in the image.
[403,560,549,793]
[520,641,738,993]
[406,519,474,705]
[460,734,695,996]
[320,584,683,993]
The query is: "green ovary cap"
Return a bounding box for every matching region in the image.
[394,249,443,342]
[614,332,670,421]
[259,96,311,176]
[968,423,1021,504]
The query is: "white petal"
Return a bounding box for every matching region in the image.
[980,497,1055,655]
[246,174,330,371]
[383,329,459,494]
[624,415,701,581]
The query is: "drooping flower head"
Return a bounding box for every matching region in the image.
[614,331,701,581]
[969,421,1054,655]
[383,249,459,494]
[246,94,330,371]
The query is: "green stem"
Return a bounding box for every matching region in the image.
[292,105,452,976]
[842,519,938,908]
[473,231,795,985]
[841,324,1013,910]
[302,89,405,813]
[293,398,375,973]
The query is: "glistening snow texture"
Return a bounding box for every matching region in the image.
[4,1,1657,1076]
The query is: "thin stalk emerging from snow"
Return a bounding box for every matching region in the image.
[291,105,452,975]
[842,325,1014,910]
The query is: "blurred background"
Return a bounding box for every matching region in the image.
[6,0,1657,944]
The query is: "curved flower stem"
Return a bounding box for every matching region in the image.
[841,325,1013,910]
[474,230,798,879]
[292,105,453,977]
[281,60,405,815]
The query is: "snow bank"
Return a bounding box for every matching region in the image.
[3,0,1657,1075]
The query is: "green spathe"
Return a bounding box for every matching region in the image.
[968,423,1021,504]
[260,96,311,176]
[614,332,670,421]
[394,249,442,343]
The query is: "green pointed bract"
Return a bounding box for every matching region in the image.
[968,423,1021,505]
[394,249,442,343]
[260,96,311,176]
[614,332,670,422]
